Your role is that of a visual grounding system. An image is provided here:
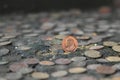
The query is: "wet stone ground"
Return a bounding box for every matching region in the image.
[0,10,120,80]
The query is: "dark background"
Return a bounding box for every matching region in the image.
[0,0,113,14]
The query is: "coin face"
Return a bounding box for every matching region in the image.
[96,65,116,74]
[62,36,78,52]
[112,45,120,52]
[31,72,49,79]
[55,58,71,65]
[68,67,86,74]
[51,70,68,77]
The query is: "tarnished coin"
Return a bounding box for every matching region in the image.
[0,41,11,46]
[106,56,120,62]
[0,48,9,56]
[18,67,33,74]
[69,61,86,67]
[51,70,68,77]
[39,61,55,66]
[89,45,104,50]
[103,41,118,47]
[84,50,101,58]
[5,72,22,80]
[71,57,86,62]
[96,65,116,74]
[31,72,49,79]
[24,33,38,37]
[112,45,120,52]
[87,64,102,70]
[16,46,31,51]
[0,60,8,65]
[23,58,39,65]
[55,58,71,65]
[9,62,28,72]
[112,63,120,70]
[68,67,86,74]
[80,75,97,80]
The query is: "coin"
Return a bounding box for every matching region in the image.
[55,58,71,65]
[16,46,31,51]
[5,72,22,80]
[87,64,102,70]
[18,67,33,74]
[106,56,120,62]
[9,62,28,72]
[112,77,120,80]
[80,75,97,80]
[71,57,86,62]
[84,50,101,58]
[112,63,120,70]
[0,41,11,46]
[51,70,68,77]
[0,48,9,56]
[96,65,116,74]
[103,41,118,47]
[23,58,39,65]
[31,72,49,79]
[89,45,104,50]
[39,61,55,66]
[68,67,86,74]
[112,45,120,52]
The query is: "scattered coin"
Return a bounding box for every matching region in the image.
[23,58,39,65]
[112,63,120,70]
[39,60,55,66]
[80,75,97,80]
[96,65,116,74]
[71,56,86,62]
[31,72,49,79]
[89,45,104,50]
[9,62,28,72]
[16,46,31,51]
[87,64,102,70]
[18,67,33,74]
[84,50,101,58]
[5,72,22,80]
[103,41,118,47]
[0,48,9,56]
[106,56,120,62]
[51,70,68,77]
[112,45,120,52]
[55,58,71,65]
[0,41,11,46]
[68,67,86,74]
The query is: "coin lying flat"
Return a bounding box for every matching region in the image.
[106,56,120,62]
[89,45,104,50]
[68,67,86,74]
[103,41,118,47]
[9,62,28,72]
[84,50,101,58]
[5,72,22,80]
[31,72,49,79]
[80,75,97,80]
[55,58,71,65]
[0,41,11,46]
[112,45,120,52]
[23,58,39,65]
[96,65,116,74]
[0,48,9,56]
[39,61,55,66]
[18,67,33,74]
[51,70,68,77]
[71,57,86,62]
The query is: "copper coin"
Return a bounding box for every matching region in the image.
[96,65,116,74]
[62,36,78,52]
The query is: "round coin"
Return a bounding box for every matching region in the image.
[68,67,86,74]
[84,50,101,58]
[103,41,118,47]
[51,70,68,77]
[23,58,39,65]
[0,48,9,56]
[39,61,55,66]
[55,58,71,65]
[96,65,116,74]
[106,56,120,62]
[112,45,120,52]
[31,72,49,79]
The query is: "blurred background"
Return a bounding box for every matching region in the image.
[0,0,115,14]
